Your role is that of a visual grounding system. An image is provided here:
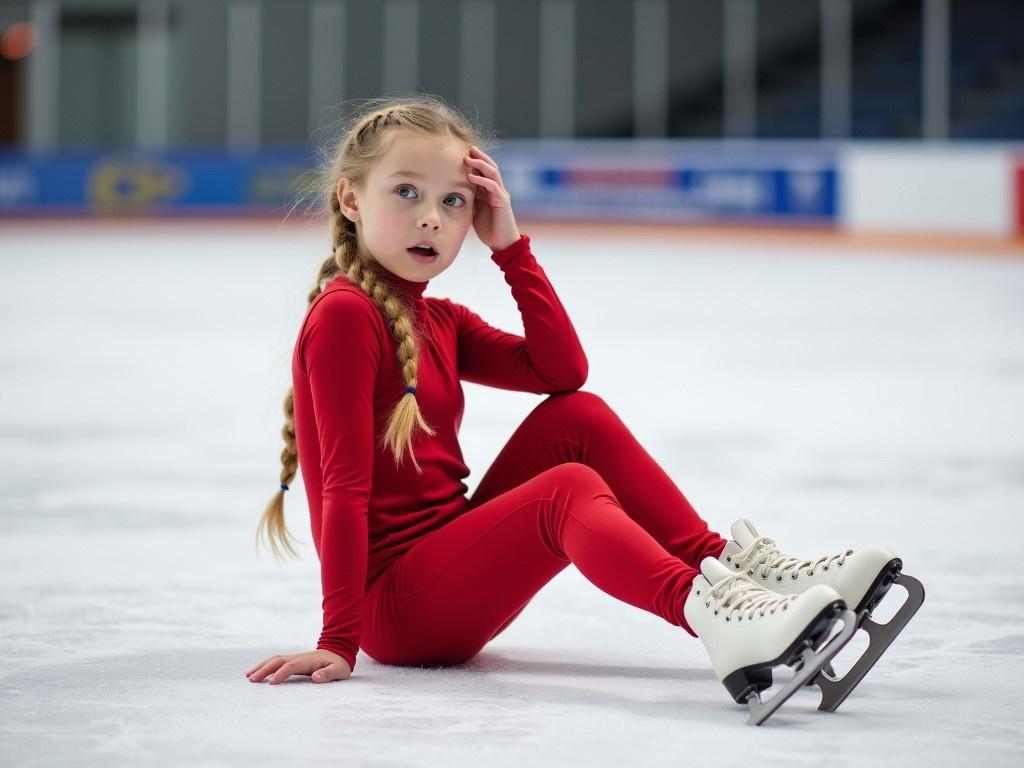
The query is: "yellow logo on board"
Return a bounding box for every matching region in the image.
[87,156,188,212]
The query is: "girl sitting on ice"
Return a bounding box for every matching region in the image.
[245,95,920,725]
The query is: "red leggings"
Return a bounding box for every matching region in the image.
[360,390,728,666]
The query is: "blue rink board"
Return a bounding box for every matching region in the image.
[0,143,837,223]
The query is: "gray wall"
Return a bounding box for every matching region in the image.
[175,0,226,147]
[6,0,930,148]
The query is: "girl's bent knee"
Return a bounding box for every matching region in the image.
[542,389,610,417]
[547,461,608,491]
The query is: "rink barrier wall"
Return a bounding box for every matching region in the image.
[840,143,1020,238]
[1016,156,1024,236]
[0,142,837,225]
[0,148,312,214]
[1,142,1022,242]
[490,139,837,225]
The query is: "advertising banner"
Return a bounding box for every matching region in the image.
[0,150,313,215]
[0,142,838,225]
[497,140,837,225]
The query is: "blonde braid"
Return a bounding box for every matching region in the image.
[255,385,302,561]
[255,200,351,562]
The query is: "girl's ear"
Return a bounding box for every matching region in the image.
[337,178,360,222]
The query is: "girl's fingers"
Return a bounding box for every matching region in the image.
[311,663,334,683]
[467,174,506,200]
[247,654,291,681]
[249,663,276,681]
[267,661,294,684]
[245,657,275,677]
[470,145,497,165]
[466,151,504,183]
[245,655,281,675]
[465,157,496,179]
[467,173,500,190]
[246,651,347,685]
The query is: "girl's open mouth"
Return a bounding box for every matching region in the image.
[407,246,438,262]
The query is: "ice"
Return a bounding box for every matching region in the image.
[1,220,1022,765]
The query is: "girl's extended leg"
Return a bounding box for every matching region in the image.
[469,390,727,566]
[359,462,700,666]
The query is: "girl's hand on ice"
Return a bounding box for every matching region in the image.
[464,145,521,253]
[245,649,352,685]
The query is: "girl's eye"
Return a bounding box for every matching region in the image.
[395,185,466,208]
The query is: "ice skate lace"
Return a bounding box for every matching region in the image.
[729,536,853,581]
[705,572,797,622]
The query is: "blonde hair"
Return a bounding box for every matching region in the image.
[256,93,491,561]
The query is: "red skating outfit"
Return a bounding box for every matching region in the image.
[291,234,727,671]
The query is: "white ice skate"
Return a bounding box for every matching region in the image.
[718,518,925,712]
[684,557,857,726]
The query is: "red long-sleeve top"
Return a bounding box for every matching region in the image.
[291,234,588,671]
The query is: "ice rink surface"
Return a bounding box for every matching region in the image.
[1,220,1022,767]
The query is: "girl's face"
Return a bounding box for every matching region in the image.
[338,131,478,283]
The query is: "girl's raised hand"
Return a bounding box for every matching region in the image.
[245,648,352,685]
[464,145,521,253]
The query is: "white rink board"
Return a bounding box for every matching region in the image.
[1,221,1022,767]
[841,143,1017,236]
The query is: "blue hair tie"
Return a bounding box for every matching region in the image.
[280,483,289,492]
[405,386,417,395]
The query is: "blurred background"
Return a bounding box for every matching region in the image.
[0,0,1021,236]
[2,3,1024,765]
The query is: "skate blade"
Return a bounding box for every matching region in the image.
[814,572,925,713]
[746,607,858,726]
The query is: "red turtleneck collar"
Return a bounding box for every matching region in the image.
[379,269,429,300]
[328,265,429,314]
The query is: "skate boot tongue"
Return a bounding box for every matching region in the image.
[730,519,761,548]
[700,556,735,584]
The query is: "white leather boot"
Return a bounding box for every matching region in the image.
[719,518,899,613]
[717,518,925,712]
[683,557,856,725]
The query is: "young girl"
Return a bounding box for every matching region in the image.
[244,96,920,724]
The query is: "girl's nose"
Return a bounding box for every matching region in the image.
[418,204,441,229]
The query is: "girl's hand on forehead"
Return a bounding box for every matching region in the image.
[465,146,521,253]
